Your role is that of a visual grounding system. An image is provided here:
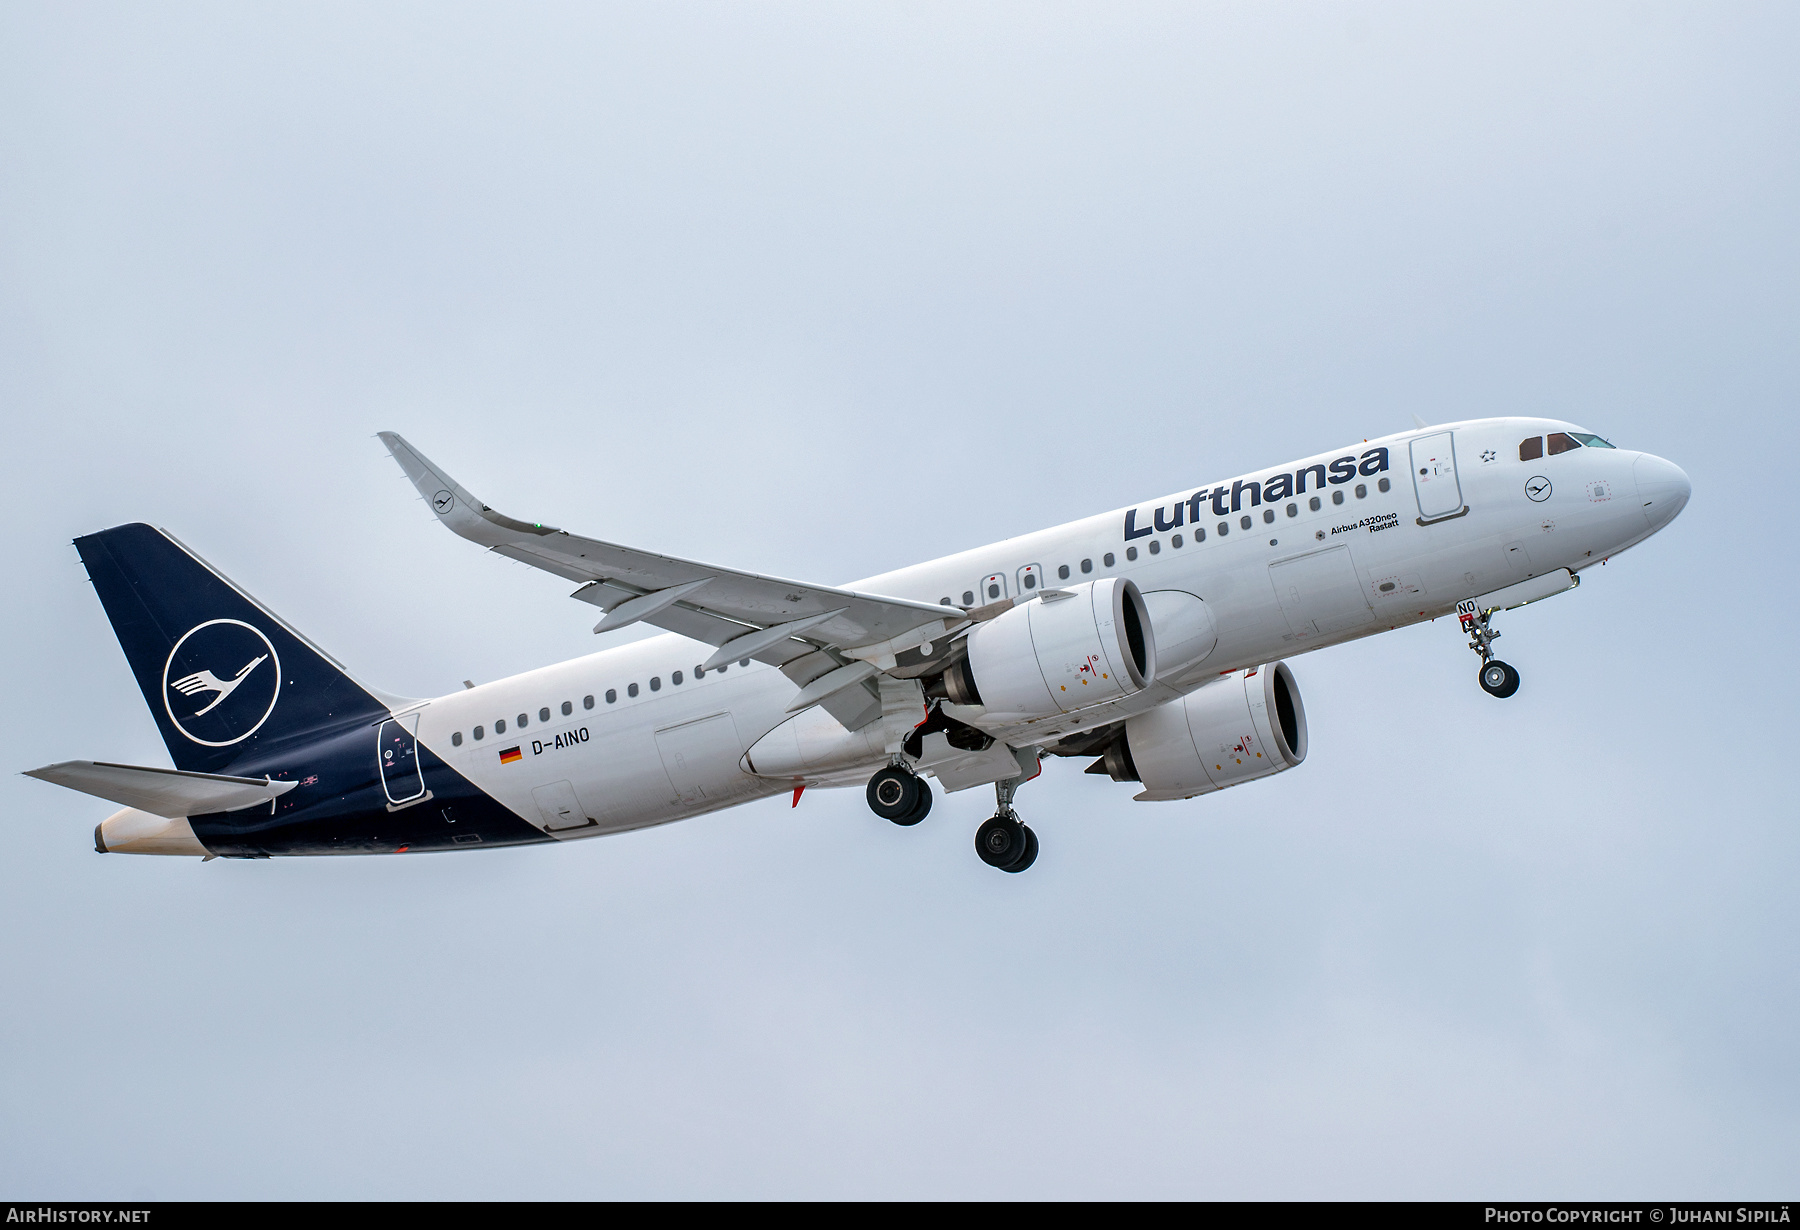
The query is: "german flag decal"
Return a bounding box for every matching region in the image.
[498,746,522,765]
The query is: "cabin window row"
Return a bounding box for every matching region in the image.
[932,478,1391,604]
[447,658,753,746]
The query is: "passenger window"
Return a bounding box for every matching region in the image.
[650,677,661,692]
[962,590,975,605]
[987,582,1000,599]
[1309,496,1321,511]
[672,671,683,685]
[540,707,551,722]
[1519,436,1544,461]
[1217,521,1229,536]
[561,701,572,716]
[1262,509,1274,524]
[474,725,485,740]
[1126,546,1138,561]
[694,665,705,678]
[1239,515,1252,530]
[1057,564,1070,580]
[739,659,750,667]
[1103,553,1115,567]
[452,731,463,747]
[1171,534,1183,548]
[584,694,595,709]
[1354,483,1366,498]
[1378,478,1390,493]
[1148,540,1160,555]
[1286,503,1297,517]
[940,597,952,606]
[716,663,727,672]
[1332,490,1344,505]
[1194,527,1205,542]
[604,689,616,704]
[1080,558,1092,573]
[495,719,506,734]
[1022,573,1036,589]
[627,683,639,698]
[1547,432,1579,456]
[518,713,529,727]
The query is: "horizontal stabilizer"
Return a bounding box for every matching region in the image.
[24,760,298,819]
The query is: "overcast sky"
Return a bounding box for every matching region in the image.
[2,1,1796,1199]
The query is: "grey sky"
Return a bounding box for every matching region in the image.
[2,1,1795,1198]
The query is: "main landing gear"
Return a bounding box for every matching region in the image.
[975,772,1038,874]
[866,764,932,826]
[865,751,1040,874]
[1460,602,1521,699]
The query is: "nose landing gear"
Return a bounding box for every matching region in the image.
[1479,659,1521,698]
[1460,600,1521,698]
[975,767,1038,873]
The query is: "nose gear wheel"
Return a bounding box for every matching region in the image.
[1479,660,1520,698]
[1459,602,1523,699]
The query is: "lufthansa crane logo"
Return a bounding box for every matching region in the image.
[162,619,283,747]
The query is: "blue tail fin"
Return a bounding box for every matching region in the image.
[75,524,394,774]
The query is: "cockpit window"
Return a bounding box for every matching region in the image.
[1568,432,1615,449]
[1519,436,1543,461]
[1547,432,1580,455]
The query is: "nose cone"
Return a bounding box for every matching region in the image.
[1634,453,1691,531]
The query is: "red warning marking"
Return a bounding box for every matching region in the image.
[791,785,805,808]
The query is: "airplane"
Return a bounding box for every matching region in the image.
[25,419,1690,873]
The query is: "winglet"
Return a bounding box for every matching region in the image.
[378,432,560,548]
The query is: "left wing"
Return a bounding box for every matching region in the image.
[380,433,964,729]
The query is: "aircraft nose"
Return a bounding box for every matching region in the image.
[1634,453,1691,531]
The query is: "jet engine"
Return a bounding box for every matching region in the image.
[929,577,1155,723]
[1091,661,1308,800]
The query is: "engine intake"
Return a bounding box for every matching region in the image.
[928,578,1154,723]
[1094,661,1308,800]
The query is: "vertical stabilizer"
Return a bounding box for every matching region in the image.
[74,524,393,774]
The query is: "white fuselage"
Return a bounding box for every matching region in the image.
[412,417,1686,838]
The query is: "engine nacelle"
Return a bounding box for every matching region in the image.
[1100,661,1308,801]
[936,577,1155,723]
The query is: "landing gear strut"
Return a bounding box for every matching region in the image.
[1460,601,1521,699]
[866,763,932,826]
[975,770,1038,873]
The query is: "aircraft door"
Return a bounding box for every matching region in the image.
[1410,431,1466,523]
[1017,564,1043,594]
[377,714,426,804]
[978,573,1007,604]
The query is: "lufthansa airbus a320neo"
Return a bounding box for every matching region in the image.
[27,422,1689,873]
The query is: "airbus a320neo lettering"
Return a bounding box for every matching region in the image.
[28,422,1690,873]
